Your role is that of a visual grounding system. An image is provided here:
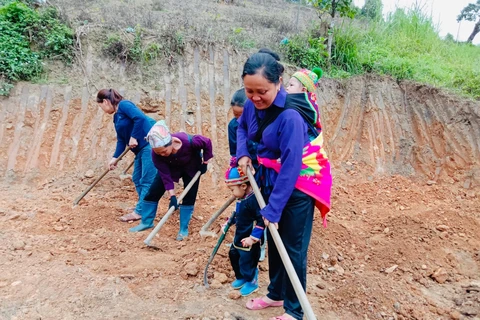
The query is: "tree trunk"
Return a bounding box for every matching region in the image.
[295,4,300,32]
[327,0,337,66]
[330,0,338,18]
[467,20,480,43]
[327,19,334,66]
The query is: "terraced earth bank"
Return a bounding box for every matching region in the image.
[0,48,479,320]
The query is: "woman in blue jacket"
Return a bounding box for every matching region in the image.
[236,50,315,320]
[96,89,157,223]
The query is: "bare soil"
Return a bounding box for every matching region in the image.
[0,39,479,320]
[0,164,479,320]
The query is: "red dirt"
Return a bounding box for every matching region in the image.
[0,74,479,319]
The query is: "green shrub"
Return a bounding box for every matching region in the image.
[102,26,186,66]
[453,71,480,100]
[143,43,161,62]
[0,79,14,95]
[128,27,143,62]
[377,57,414,79]
[331,26,362,74]
[281,34,328,69]
[0,0,73,95]
[0,19,43,81]
[103,34,126,61]
[228,27,256,49]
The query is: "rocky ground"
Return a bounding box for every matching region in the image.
[0,169,478,320]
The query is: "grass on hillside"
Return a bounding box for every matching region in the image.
[53,0,315,63]
[282,5,480,100]
[1,0,478,100]
[1,0,314,95]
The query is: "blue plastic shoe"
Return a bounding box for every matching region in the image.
[176,205,194,240]
[239,279,259,296]
[129,201,157,233]
[259,243,266,262]
[129,222,153,232]
[231,278,246,290]
[259,230,267,261]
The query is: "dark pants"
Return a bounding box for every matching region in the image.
[143,172,200,206]
[265,189,314,320]
[229,242,261,282]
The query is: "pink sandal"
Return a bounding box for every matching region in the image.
[119,212,141,222]
[246,297,283,310]
[269,315,295,320]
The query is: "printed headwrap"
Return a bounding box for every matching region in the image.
[145,120,172,148]
[225,167,248,186]
[292,67,323,93]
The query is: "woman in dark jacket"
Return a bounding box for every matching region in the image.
[129,120,213,241]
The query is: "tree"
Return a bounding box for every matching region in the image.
[307,0,357,64]
[361,0,383,21]
[457,0,480,43]
[444,33,455,42]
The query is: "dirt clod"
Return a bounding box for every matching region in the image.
[431,268,449,284]
[436,225,450,232]
[184,262,199,276]
[85,170,95,178]
[384,265,398,274]
[11,281,21,287]
[228,291,241,300]
[12,240,25,250]
[449,310,462,319]
[7,214,21,221]
[259,263,268,272]
[214,272,228,284]
[210,279,223,289]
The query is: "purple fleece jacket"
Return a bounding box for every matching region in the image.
[152,132,213,190]
[236,87,310,223]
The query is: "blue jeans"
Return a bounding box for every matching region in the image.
[132,146,157,214]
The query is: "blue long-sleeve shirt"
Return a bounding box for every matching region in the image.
[228,118,240,156]
[113,100,155,158]
[232,192,265,247]
[228,117,258,166]
[236,87,310,223]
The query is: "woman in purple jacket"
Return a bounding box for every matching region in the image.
[236,50,315,320]
[129,120,213,241]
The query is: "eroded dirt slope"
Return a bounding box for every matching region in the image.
[0,73,479,320]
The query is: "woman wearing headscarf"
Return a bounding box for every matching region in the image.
[129,120,213,241]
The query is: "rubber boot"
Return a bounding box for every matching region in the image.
[231,278,246,290]
[176,205,194,241]
[239,268,259,296]
[259,229,267,262]
[129,201,157,232]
